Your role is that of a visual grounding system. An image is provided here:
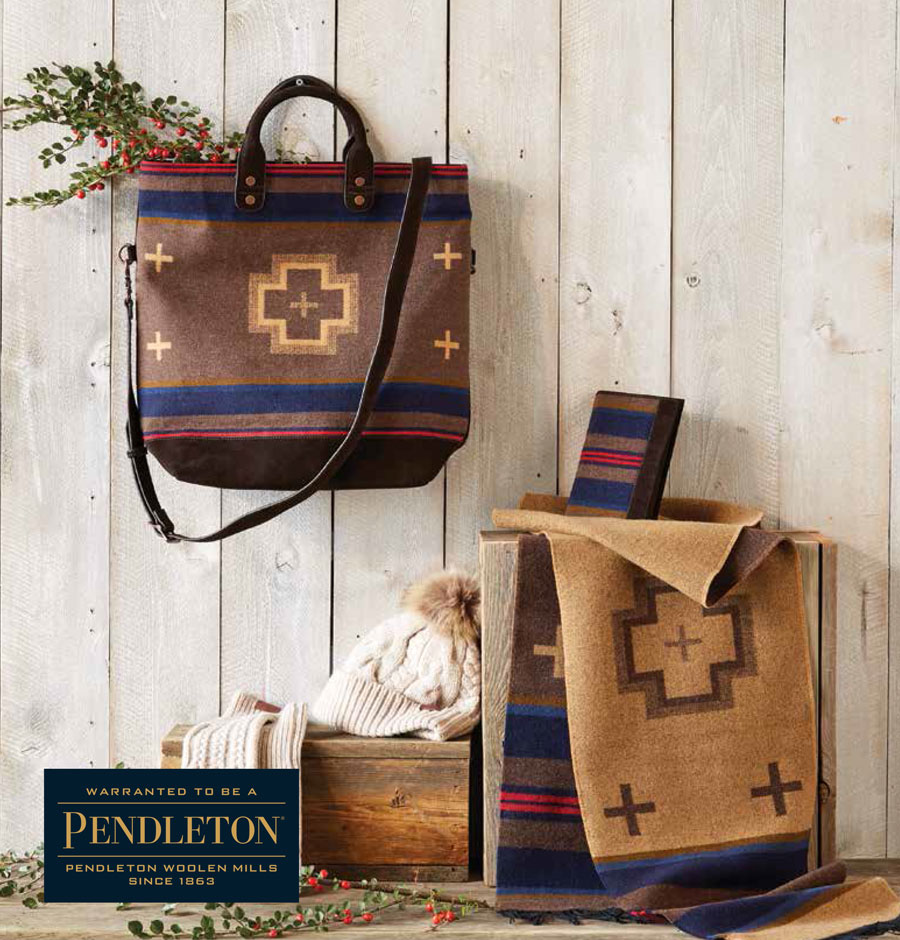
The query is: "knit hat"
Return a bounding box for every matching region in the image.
[311,570,481,741]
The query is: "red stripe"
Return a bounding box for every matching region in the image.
[500,792,579,805]
[144,428,464,442]
[499,802,582,816]
[139,160,467,175]
[581,449,643,462]
[580,457,642,468]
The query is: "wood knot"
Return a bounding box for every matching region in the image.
[390,788,410,809]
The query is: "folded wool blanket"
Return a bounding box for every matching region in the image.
[492,497,900,940]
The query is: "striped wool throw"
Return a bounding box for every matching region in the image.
[492,503,900,940]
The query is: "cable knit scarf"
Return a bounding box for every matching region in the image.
[493,499,900,940]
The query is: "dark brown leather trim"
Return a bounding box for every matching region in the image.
[627,396,684,520]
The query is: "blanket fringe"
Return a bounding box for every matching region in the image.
[497,907,645,926]
[822,914,900,940]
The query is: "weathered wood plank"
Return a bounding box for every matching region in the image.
[781,0,894,857]
[303,757,469,867]
[219,0,335,712]
[444,0,559,567]
[109,0,224,769]
[558,0,671,493]
[331,0,448,668]
[669,0,783,523]
[478,531,836,885]
[0,0,112,850]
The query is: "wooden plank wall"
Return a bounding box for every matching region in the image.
[1,0,899,859]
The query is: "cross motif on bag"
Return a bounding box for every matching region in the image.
[147,331,172,361]
[603,783,656,836]
[433,241,462,270]
[750,761,803,816]
[664,624,703,662]
[145,242,174,273]
[290,291,320,318]
[434,330,460,361]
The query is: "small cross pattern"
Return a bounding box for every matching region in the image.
[145,242,173,273]
[290,291,320,318]
[750,761,803,816]
[433,241,462,270]
[533,625,565,679]
[146,331,172,361]
[603,783,656,836]
[664,624,703,662]
[434,329,460,361]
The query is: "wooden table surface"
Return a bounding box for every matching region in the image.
[1,861,897,939]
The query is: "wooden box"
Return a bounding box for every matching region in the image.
[478,530,836,887]
[161,724,471,881]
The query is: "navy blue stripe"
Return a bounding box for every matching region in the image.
[568,477,634,512]
[595,840,808,897]
[138,190,471,223]
[673,885,832,939]
[502,712,571,761]
[499,810,582,824]
[588,406,656,439]
[496,846,606,895]
[137,382,470,419]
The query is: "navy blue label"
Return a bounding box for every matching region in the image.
[44,769,299,902]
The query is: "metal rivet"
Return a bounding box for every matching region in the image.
[353,194,366,206]
[354,176,366,187]
[245,175,256,186]
[245,194,256,206]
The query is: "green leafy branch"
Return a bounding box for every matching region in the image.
[2,60,248,208]
[0,845,44,907]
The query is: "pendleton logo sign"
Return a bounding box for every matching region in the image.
[44,769,299,901]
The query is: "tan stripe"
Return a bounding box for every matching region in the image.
[139,216,467,228]
[575,464,638,484]
[507,694,568,708]
[564,504,627,518]
[143,411,469,432]
[582,433,648,454]
[592,830,810,864]
[495,894,614,912]
[139,375,470,390]
[501,757,577,790]
[593,392,660,414]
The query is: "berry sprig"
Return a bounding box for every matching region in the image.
[2,60,248,208]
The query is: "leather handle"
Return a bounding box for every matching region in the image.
[124,157,433,543]
[235,77,374,213]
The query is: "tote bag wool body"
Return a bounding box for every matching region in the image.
[123,76,471,542]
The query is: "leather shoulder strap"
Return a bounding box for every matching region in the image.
[123,157,433,543]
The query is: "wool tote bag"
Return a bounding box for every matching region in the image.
[121,75,471,542]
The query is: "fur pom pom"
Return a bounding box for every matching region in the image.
[403,569,480,641]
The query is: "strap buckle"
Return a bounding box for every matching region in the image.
[119,243,137,264]
[149,515,178,542]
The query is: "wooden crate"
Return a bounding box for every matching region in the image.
[161,724,471,882]
[478,530,836,887]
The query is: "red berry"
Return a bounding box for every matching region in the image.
[112,139,120,150]
[154,120,165,129]
[209,154,221,163]
[424,903,434,913]
[268,931,278,938]
[362,912,374,923]
[319,870,329,878]
[193,141,203,151]
[340,880,350,890]
[432,914,441,926]
[100,160,110,170]
[161,149,171,158]
[139,128,148,136]
[314,885,324,893]
[128,138,137,149]
[294,914,303,923]
[306,876,318,887]
[446,911,456,922]
[75,189,86,199]
[121,153,131,166]
[214,144,224,152]
[126,167,135,174]
[97,137,108,148]
[342,915,353,925]
[175,126,186,137]
[199,129,209,139]
[95,182,105,191]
